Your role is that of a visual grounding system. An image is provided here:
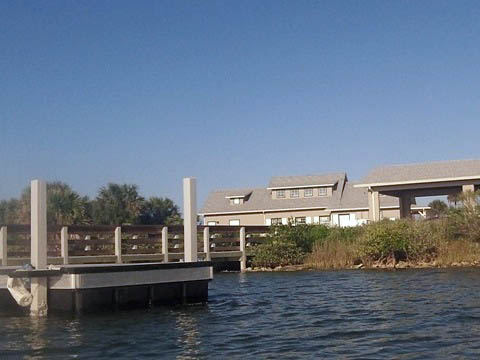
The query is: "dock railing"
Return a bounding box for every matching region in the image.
[0,224,270,270]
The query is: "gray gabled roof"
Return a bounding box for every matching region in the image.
[200,177,404,215]
[357,159,480,186]
[268,172,345,188]
[200,187,338,214]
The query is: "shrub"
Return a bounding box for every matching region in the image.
[252,223,331,268]
[360,220,417,261]
[252,240,305,268]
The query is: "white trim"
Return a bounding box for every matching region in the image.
[225,195,248,199]
[200,206,328,216]
[267,183,335,190]
[201,205,430,216]
[355,175,480,188]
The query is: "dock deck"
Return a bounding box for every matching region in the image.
[0,261,213,313]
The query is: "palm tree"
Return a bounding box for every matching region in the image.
[92,183,145,225]
[14,182,91,225]
[140,197,182,225]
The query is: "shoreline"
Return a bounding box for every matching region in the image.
[246,260,480,272]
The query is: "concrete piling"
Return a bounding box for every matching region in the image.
[30,179,48,317]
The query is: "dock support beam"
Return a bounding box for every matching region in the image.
[30,179,48,317]
[240,227,246,272]
[183,178,197,262]
[162,227,169,263]
[203,227,210,261]
[368,189,380,222]
[0,226,7,266]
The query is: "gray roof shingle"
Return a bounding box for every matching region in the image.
[268,173,345,188]
[358,159,480,185]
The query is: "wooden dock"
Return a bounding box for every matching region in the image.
[0,178,270,316]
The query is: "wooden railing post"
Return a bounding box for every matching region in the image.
[203,227,210,261]
[0,226,7,266]
[61,226,69,265]
[240,227,246,272]
[115,226,122,264]
[162,226,169,263]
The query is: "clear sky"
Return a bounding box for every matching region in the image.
[1,0,480,210]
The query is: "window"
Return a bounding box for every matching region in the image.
[319,216,330,224]
[304,188,313,197]
[277,190,285,198]
[271,218,282,225]
[207,221,217,226]
[233,198,241,204]
[229,219,240,226]
[295,217,306,225]
[318,187,327,196]
[291,189,299,198]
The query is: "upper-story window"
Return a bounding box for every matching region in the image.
[295,217,306,225]
[290,189,299,198]
[304,188,313,197]
[233,198,241,204]
[271,218,282,225]
[318,187,327,196]
[277,190,285,198]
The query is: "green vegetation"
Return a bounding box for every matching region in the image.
[0,181,181,226]
[253,191,480,269]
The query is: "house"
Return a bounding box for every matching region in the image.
[200,172,430,227]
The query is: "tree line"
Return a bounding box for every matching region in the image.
[0,182,182,226]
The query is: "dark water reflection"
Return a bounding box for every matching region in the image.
[2,269,480,359]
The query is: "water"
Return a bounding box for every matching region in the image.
[2,269,480,359]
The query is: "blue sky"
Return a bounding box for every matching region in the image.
[1,0,480,209]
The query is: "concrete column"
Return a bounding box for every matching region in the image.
[462,184,476,207]
[30,179,48,317]
[368,189,381,222]
[399,195,411,218]
[203,227,210,261]
[183,178,197,262]
[162,227,169,263]
[0,226,7,266]
[61,226,69,265]
[463,184,475,193]
[239,227,246,272]
[115,227,122,264]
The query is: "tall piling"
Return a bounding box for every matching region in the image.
[30,179,48,317]
[183,178,197,262]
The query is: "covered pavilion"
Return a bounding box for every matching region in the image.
[355,159,480,221]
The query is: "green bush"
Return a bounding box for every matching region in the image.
[252,240,305,268]
[360,220,416,261]
[269,223,329,253]
[252,223,331,268]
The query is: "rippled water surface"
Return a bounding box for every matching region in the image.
[2,269,480,359]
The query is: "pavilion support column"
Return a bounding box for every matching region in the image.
[462,184,476,206]
[462,184,475,193]
[399,195,412,219]
[368,189,380,222]
[30,179,48,317]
